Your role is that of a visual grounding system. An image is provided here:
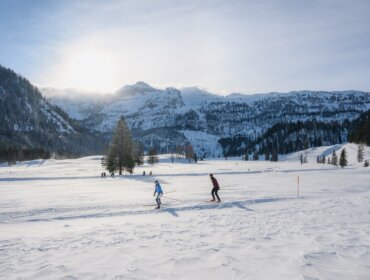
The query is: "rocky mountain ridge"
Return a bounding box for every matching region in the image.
[42,82,370,157]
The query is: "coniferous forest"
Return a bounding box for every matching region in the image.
[0,64,107,163]
[348,110,370,145]
[219,119,352,157]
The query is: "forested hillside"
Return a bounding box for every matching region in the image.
[0,65,107,162]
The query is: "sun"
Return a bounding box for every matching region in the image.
[58,49,119,92]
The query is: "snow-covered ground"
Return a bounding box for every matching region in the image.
[181,130,223,157]
[1,144,370,279]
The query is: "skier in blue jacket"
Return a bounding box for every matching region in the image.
[153,180,164,209]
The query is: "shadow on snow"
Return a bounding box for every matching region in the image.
[2,197,293,223]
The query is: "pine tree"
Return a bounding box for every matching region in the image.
[105,116,135,175]
[265,151,270,161]
[357,144,365,163]
[244,151,249,161]
[147,147,159,165]
[133,142,144,166]
[106,149,117,174]
[339,148,348,168]
[193,153,198,163]
[271,150,278,162]
[185,144,195,162]
[331,150,338,166]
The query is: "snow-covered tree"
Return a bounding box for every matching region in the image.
[357,144,365,163]
[339,148,348,168]
[331,150,338,166]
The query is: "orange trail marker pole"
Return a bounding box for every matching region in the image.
[297,176,300,198]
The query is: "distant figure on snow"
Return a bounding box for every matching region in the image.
[111,172,115,178]
[209,174,221,202]
[153,180,164,209]
[143,171,146,176]
[149,171,152,176]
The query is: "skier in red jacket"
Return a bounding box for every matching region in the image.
[209,174,221,202]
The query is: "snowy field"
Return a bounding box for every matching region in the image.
[1,144,370,280]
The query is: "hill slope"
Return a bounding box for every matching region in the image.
[0,65,106,162]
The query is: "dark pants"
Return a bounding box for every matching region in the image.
[156,193,163,207]
[211,188,220,201]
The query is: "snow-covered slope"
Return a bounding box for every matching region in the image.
[0,66,74,142]
[41,87,107,120]
[1,151,369,279]
[285,143,370,166]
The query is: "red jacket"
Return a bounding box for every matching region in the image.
[211,177,219,189]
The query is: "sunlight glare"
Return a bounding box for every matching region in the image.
[59,49,119,92]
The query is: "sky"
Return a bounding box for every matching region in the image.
[0,0,370,95]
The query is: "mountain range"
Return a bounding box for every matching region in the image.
[41,81,370,158]
[1,63,370,161]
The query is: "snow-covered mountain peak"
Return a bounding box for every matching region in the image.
[115,81,156,97]
[164,87,181,94]
[180,86,215,97]
[134,81,152,88]
[179,86,221,108]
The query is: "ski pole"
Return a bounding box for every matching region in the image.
[163,196,183,202]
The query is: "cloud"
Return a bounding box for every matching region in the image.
[1,0,370,94]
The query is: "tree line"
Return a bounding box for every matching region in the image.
[219,119,351,158]
[0,147,50,164]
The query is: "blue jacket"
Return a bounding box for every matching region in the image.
[155,182,163,194]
